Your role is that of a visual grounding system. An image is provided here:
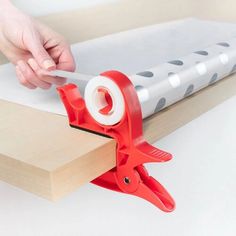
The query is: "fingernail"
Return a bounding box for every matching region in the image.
[43,60,55,70]
[28,58,38,71]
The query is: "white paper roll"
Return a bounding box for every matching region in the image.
[84,76,125,125]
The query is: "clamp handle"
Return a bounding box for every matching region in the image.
[57,70,175,212]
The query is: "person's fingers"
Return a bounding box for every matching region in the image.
[0,38,33,65]
[56,46,76,72]
[17,60,51,89]
[28,58,67,86]
[15,66,37,89]
[25,30,56,70]
[27,58,40,72]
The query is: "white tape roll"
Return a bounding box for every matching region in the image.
[84,76,125,125]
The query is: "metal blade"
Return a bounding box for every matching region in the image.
[43,70,94,81]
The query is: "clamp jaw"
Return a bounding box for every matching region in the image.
[57,70,175,212]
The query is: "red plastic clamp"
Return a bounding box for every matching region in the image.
[57,70,175,212]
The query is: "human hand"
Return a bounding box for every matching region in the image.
[0,1,75,89]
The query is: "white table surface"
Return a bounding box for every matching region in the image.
[1,95,236,236]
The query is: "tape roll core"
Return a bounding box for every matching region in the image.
[84,76,125,125]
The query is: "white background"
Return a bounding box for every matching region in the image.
[12,0,118,16]
[1,1,236,235]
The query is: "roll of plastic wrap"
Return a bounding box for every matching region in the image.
[1,18,236,119]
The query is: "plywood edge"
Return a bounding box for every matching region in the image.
[0,99,116,200]
[50,139,116,201]
[0,138,116,201]
[0,153,52,199]
[0,117,116,200]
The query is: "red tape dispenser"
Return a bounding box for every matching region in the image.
[57,70,175,212]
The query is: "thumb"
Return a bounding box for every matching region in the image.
[27,35,56,70]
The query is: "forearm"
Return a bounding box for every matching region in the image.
[0,0,11,4]
[0,0,20,47]
[0,0,19,20]
[0,0,14,11]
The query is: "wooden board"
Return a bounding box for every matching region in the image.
[1,0,236,200]
[0,100,116,200]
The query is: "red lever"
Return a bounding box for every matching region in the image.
[57,70,175,212]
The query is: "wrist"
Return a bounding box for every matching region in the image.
[0,0,13,10]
